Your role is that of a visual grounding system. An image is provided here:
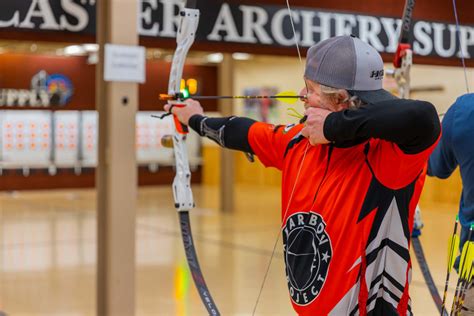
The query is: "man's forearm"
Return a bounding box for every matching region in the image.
[188,115,256,153]
[323,100,441,154]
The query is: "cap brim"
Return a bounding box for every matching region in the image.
[348,89,398,104]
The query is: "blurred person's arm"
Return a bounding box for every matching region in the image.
[427,105,457,178]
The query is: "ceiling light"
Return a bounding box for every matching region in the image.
[87,53,98,65]
[206,53,223,63]
[232,52,252,60]
[83,43,99,53]
[64,45,86,56]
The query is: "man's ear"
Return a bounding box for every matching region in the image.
[336,91,348,104]
[336,91,351,109]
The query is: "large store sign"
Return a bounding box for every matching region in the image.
[0,0,473,59]
[0,0,95,32]
[0,71,74,107]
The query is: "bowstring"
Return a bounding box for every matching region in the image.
[251,2,310,314]
[452,0,470,93]
[285,0,309,93]
[251,142,310,315]
[449,1,471,314]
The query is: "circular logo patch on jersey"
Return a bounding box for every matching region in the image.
[282,211,332,306]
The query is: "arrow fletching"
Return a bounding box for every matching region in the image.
[468,260,474,283]
[460,241,474,279]
[275,91,300,104]
[287,107,304,120]
[448,234,461,271]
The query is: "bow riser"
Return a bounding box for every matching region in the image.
[168,7,199,212]
[168,8,200,97]
[394,49,412,99]
[172,133,194,211]
[392,0,415,99]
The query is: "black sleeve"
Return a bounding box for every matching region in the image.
[188,114,256,153]
[323,99,441,154]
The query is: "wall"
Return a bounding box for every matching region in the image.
[410,65,474,112]
[0,53,218,111]
[0,53,95,110]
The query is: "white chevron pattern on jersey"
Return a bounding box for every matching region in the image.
[365,197,410,312]
[329,197,413,315]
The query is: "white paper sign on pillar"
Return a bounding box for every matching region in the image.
[104,44,146,83]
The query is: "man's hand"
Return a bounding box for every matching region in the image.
[164,99,204,126]
[301,107,332,145]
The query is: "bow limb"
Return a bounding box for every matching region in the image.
[166,1,220,315]
[393,1,447,313]
[451,0,471,93]
[447,2,471,315]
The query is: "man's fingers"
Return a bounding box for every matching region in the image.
[164,103,177,115]
[301,127,309,138]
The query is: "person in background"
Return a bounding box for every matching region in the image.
[427,93,474,315]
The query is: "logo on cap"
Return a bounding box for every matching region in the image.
[370,70,384,80]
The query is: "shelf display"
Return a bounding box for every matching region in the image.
[0,110,201,174]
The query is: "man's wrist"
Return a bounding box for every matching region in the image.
[323,112,339,142]
[188,114,206,135]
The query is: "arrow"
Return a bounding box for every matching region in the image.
[455,241,474,315]
[441,216,459,316]
[451,225,474,315]
[159,90,305,105]
[157,91,307,122]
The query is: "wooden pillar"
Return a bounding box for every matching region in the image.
[96,0,138,315]
[218,54,235,213]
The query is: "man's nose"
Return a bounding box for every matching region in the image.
[299,88,308,101]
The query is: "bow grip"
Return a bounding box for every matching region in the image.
[172,104,189,134]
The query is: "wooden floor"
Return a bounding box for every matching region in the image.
[0,185,460,315]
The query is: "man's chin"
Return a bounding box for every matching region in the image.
[306,105,330,111]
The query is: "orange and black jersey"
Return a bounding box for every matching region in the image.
[189,99,440,315]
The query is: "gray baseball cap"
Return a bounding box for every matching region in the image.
[305,36,397,104]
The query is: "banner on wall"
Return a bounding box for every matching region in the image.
[0,0,473,59]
